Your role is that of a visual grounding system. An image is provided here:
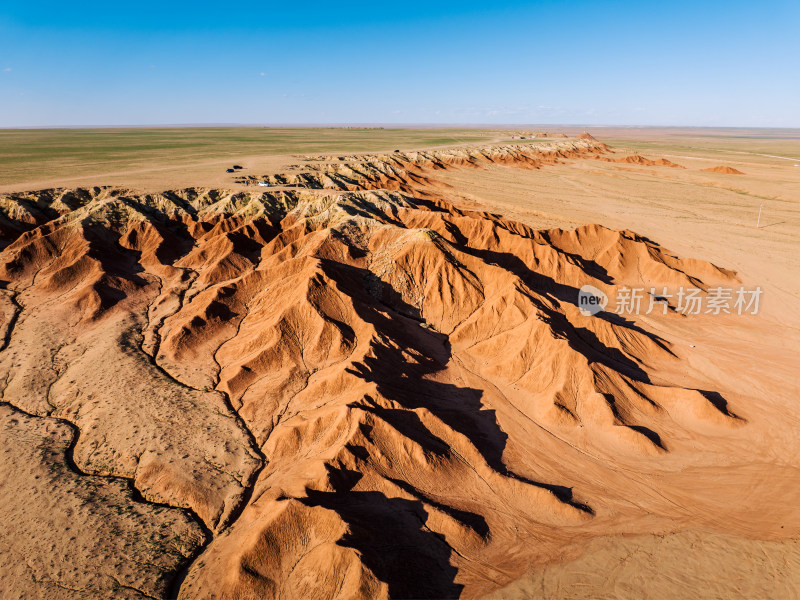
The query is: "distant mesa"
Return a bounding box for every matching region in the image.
[701,165,745,175]
[649,157,685,168]
[578,132,597,141]
[597,154,685,168]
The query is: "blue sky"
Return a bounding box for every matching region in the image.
[1,1,798,127]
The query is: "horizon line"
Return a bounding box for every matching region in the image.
[2,123,800,131]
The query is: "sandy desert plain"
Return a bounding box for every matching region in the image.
[0,126,799,599]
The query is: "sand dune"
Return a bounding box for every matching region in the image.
[0,136,797,599]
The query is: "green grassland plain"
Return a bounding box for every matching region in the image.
[1,126,798,190]
[0,127,499,187]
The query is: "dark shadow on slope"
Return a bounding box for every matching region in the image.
[82,222,149,312]
[339,197,407,229]
[356,400,452,457]
[541,306,652,383]
[601,393,667,450]
[117,196,198,264]
[323,259,592,515]
[386,476,490,538]
[424,215,673,357]
[159,191,199,216]
[83,223,147,285]
[450,240,675,364]
[151,219,197,265]
[699,390,744,421]
[628,425,666,449]
[302,488,463,600]
[117,196,284,271]
[408,196,464,215]
[1,190,101,248]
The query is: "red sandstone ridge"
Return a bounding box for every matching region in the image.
[235,138,609,192]
[7,141,785,600]
[0,168,748,599]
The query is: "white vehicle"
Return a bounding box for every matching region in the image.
[257,181,272,187]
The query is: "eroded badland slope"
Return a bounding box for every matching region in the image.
[1,138,797,599]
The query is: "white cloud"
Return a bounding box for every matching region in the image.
[3,68,11,72]
[259,72,267,77]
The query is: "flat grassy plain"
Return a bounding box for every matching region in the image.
[596,127,800,164]
[2,126,798,192]
[0,127,499,188]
